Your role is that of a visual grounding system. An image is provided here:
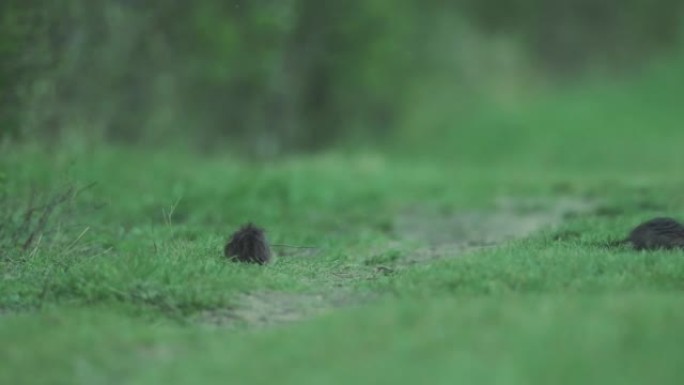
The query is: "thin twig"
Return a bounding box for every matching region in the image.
[27,234,43,260]
[165,196,183,226]
[62,226,91,256]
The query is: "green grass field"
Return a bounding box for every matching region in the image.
[2,61,684,385]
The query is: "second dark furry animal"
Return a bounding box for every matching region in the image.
[224,223,272,264]
[622,217,684,250]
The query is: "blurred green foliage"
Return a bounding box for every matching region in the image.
[1,0,683,154]
[460,0,684,74]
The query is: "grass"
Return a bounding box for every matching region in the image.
[2,59,684,384]
[3,294,684,385]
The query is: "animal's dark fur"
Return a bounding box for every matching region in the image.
[621,217,684,250]
[224,223,272,264]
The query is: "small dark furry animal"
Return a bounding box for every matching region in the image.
[224,223,272,264]
[619,217,684,250]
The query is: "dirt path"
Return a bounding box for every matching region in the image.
[199,196,594,328]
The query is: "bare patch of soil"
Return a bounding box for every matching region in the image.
[198,291,362,329]
[392,196,593,264]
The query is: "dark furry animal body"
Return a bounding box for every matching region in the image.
[621,217,684,250]
[225,223,272,264]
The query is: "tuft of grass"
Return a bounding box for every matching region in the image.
[0,178,96,263]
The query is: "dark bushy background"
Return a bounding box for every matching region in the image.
[2,0,683,155]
